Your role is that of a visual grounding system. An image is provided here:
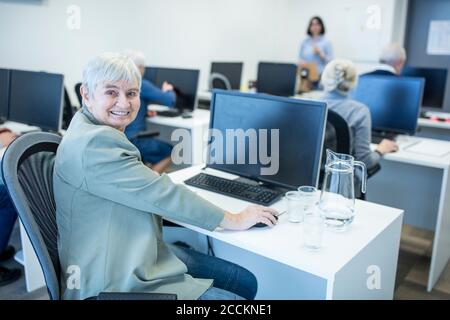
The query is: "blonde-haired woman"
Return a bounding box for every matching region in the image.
[321,59,398,169]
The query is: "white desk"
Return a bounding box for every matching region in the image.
[417,117,450,141]
[368,135,450,291]
[167,165,403,299]
[146,106,450,292]
[146,107,211,165]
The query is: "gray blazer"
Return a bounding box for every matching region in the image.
[53,108,224,300]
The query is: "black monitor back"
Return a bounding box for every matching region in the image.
[401,67,447,109]
[9,70,64,132]
[257,62,297,97]
[210,62,243,90]
[207,90,327,189]
[144,67,199,112]
[0,69,9,121]
[352,75,424,135]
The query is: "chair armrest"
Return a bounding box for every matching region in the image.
[95,292,177,300]
[367,163,381,178]
[133,130,160,140]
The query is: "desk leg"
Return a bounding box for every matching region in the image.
[428,167,450,291]
[19,221,45,292]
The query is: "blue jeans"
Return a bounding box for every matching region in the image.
[0,185,17,253]
[131,137,173,165]
[169,244,257,300]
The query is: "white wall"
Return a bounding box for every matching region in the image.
[0,0,407,104]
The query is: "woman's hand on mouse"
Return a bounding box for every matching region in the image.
[376,139,399,155]
[219,205,278,230]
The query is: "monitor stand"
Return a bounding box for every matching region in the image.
[235,176,289,193]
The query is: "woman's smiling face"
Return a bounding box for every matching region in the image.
[82,80,140,131]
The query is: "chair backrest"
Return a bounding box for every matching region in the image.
[74,82,82,106]
[63,87,75,130]
[319,110,351,187]
[1,132,62,300]
[209,73,232,91]
[324,109,351,155]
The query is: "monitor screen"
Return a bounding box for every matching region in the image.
[144,67,199,112]
[401,67,448,109]
[257,62,297,97]
[0,69,9,120]
[9,70,64,131]
[352,75,424,135]
[207,90,327,189]
[210,62,243,90]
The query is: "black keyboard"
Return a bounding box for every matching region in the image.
[184,173,283,205]
[156,110,182,117]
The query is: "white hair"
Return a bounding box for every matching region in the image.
[321,59,358,94]
[123,50,146,68]
[379,43,406,66]
[82,52,141,98]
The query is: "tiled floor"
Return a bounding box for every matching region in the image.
[1,222,450,300]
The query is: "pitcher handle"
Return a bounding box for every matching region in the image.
[354,160,367,194]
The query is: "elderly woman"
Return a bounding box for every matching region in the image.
[320,59,398,169]
[54,53,278,300]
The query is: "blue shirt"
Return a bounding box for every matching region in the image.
[125,79,176,140]
[299,36,333,75]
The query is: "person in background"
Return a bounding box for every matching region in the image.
[298,16,334,87]
[54,53,279,300]
[0,129,21,287]
[364,43,407,76]
[123,50,176,173]
[321,59,398,170]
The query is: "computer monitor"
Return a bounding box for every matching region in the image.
[144,67,199,112]
[9,70,64,132]
[0,69,9,122]
[206,90,327,189]
[210,62,243,90]
[352,75,424,135]
[401,67,448,109]
[257,62,297,97]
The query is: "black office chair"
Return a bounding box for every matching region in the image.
[62,87,77,130]
[74,82,82,106]
[319,110,380,200]
[209,73,232,90]
[1,132,175,300]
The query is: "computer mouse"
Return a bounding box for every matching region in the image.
[252,214,278,228]
[181,112,193,119]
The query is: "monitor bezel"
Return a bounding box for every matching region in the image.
[256,62,298,97]
[355,75,425,136]
[0,68,10,121]
[206,89,328,189]
[210,62,244,90]
[401,66,448,110]
[144,66,200,112]
[8,69,64,132]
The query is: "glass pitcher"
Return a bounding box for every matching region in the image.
[318,149,367,231]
